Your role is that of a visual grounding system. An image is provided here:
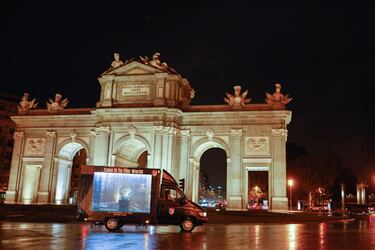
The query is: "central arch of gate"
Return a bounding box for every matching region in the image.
[112,135,151,168]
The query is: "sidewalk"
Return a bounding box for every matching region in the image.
[0,203,78,223]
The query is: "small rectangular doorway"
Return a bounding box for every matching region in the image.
[21,165,41,204]
[248,171,268,210]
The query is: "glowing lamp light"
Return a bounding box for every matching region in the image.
[288,179,294,210]
[288,179,294,186]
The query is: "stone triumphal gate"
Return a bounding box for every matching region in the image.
[6,53,292,212]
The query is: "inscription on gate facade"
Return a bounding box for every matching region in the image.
[122,84,150,96]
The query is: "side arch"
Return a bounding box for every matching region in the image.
[53,139,89,204]
[189,137,231,202]
[56,138,90,159]
[191,137,231,161]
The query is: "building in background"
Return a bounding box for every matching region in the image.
[199,169,210,194]
[0,93,18,191]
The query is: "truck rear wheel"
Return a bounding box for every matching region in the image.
[105,217,121,231]
[180,217,195,232]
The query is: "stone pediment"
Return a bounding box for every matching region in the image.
[103,61,164,76]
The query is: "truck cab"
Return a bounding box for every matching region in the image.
[157,172,207,231]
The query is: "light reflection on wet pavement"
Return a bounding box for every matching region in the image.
[1,216,375,249]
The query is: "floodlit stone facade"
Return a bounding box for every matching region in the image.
[6,54,292,211]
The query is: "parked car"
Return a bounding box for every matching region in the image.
[345,204,369,216]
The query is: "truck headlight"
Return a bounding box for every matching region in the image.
[199,212,207,217]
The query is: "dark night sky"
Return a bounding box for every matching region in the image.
[1,3,375,182]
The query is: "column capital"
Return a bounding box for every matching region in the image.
[46,130,57,138]
[272,129,288,139]
[13,131,25,140]
[153,125,164,134]
[91,126,111,136]
[231,129,242,137]
[163,127,177,135]
[179,129,190,138]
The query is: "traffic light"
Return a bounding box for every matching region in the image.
[179,178,185,191]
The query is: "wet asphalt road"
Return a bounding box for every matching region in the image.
[1,217,375,250]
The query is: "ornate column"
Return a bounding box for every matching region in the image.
[179,130,190,197]
[227,129,243,211]
[50,157,59,203]
[37,130,57,203]
[153,126,163,169]
[88,129,95,165]
[91,127,111,166]
[270,128,288,212]
[5,132,25,203]
[340,183,346,212]
[161,127,177,174]
[356,183,367,205]
[189,158,200,202]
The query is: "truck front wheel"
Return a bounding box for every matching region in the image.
[105,217,121,231]
[180,217,195,232]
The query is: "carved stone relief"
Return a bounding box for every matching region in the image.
[25,138,45,155]
[70,129,78,142]
[245,137,269,156]
[128,126,136,139]
[206,129,214,140]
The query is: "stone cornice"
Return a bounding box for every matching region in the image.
[92,107,183,118]
[10,114,95,128]
[182,110,292,126]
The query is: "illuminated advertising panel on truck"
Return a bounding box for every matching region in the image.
[92,172,152,213]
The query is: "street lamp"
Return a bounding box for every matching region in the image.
[288,179,294,210]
